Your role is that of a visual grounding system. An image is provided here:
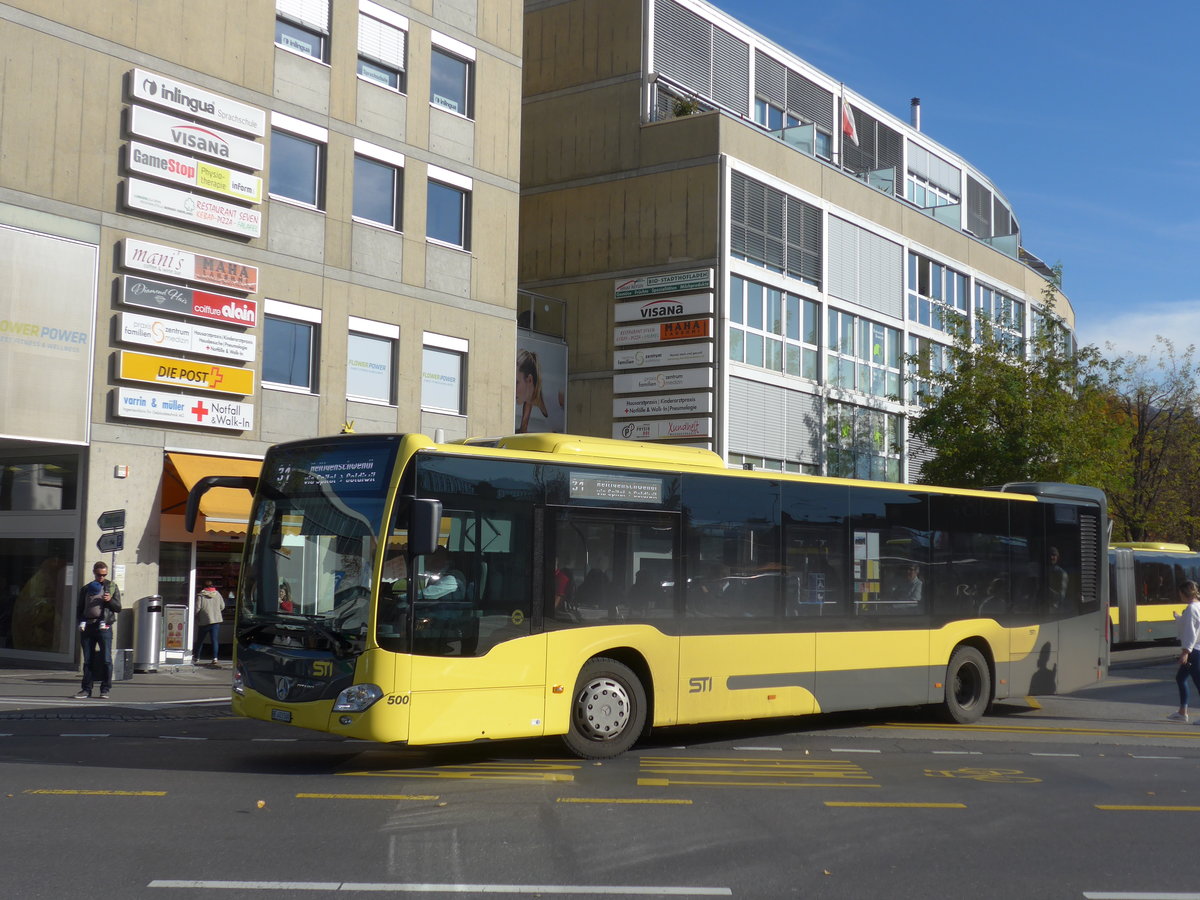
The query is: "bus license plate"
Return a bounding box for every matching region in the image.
[271,708,292,723]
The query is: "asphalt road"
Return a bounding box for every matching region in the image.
[1,646,1196,899]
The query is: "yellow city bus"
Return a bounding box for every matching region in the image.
[1109,542,1200,645]
[187,432,1109,758]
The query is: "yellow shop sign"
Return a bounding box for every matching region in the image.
[118,350,254,396]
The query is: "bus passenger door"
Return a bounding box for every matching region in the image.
[403,506,548,746]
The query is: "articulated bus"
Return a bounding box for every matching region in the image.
[187,432,1108,758]
[1109,542,1200,645]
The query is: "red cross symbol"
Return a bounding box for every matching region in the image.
[190,400,209,422]
[209,366,224,389]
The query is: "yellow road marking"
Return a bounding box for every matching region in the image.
[297,793,439,801]
[557,797,693,805]
[638,756,877,789]
[340,768,575,783]
[638,778,881,788]
[24,789,166,796]
[1096,804,1200,812]
[825,801,966,808]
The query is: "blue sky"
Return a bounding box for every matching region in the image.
[718,0,1199,359]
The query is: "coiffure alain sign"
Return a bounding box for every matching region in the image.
[122,275,258,328]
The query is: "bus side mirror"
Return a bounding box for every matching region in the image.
[185,475,258,533]
[408,498,443,557]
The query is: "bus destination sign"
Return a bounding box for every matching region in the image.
[569,472,663,504]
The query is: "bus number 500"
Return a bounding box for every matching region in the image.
[386,694,410,705]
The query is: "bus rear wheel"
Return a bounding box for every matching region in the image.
[943,645,990,724]
[562,658,646,759]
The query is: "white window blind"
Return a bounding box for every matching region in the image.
[276,0,329,34]
[359,13,406,70]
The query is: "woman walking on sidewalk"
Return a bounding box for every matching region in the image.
[1168,580,1200,722]
[192,580,225,668]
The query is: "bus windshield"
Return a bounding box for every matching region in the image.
[240,436,401,654]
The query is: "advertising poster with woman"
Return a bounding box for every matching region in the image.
[515,333,567,433]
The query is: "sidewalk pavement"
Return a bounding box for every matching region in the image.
[0,660,232,720]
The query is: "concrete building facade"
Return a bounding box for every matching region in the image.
[0,0,522,666]
[520,0,1071,479]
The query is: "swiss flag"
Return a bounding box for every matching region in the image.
[842,101,859,147]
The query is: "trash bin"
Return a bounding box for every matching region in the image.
[133,595,163,672]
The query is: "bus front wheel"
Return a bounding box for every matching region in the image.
[562,658,647,759]
[943,645,990,724]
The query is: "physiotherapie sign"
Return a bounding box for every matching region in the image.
[123,239,258,293]
[118,350,254,396]
[127,141,262,203]
[122,274,258,327]
[131,68,266,137]
[117,387,254,431]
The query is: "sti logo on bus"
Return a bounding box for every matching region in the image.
[639,298,685,319]
[312,660,332,678]
[689,676,712,693]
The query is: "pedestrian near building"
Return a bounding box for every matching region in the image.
[75,561,122,699]
[1168,580,1200,722]
[192,580,224,668]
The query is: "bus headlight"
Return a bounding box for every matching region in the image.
[233,666,245,696]
[333,683,383,712]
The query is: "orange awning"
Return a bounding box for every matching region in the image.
[163,452,262,535]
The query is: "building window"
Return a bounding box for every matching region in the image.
[269,119,325,209]
[907,335,952,407]
[826,309,901,400]
[975,284,1025,353]
[908,252,968,334]
[263,301,321,391]
[730,170,821,288]
[347,319,397,404]
[357,1,407,91]
[827,401,902,483]
[728,275,818,381]
[429,35,475,117]
[275,0,329,61]
[421,336,466,414]
[353,144,403,229]
[0,454,79,511]
[728,453,814,475]
[426,167,471,249]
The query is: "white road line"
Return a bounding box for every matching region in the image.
[147,880,733,895]
[731,746,782,751]
[61,733,111,738]
[159,736,207,741]
[932,750,982,755]
[1131,755,1184,760]
[1083,893,1200,899]
[829,748,880,753]
[1031,752,1080,757]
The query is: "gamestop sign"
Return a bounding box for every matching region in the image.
[122,275,258,327]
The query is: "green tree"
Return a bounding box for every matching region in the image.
[906,317,1126,490]
[1102,338,1200,542]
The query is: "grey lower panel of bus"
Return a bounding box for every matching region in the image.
[728,666,935,713]
[724,618,1103,714]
